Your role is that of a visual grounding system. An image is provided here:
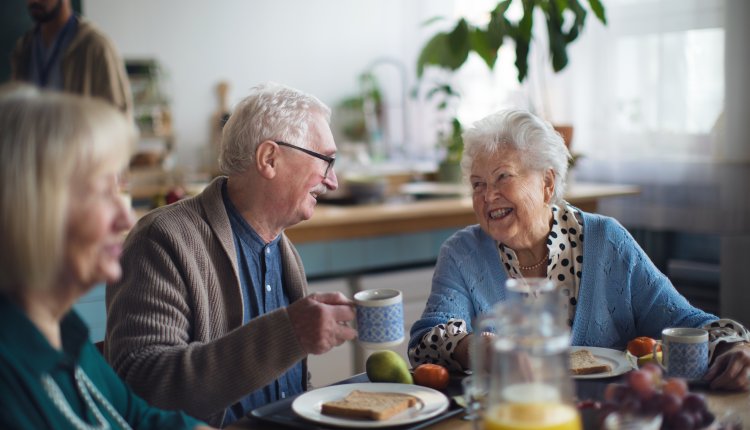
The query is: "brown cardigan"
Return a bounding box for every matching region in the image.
[11,17,132,116]
[105,177,308,426]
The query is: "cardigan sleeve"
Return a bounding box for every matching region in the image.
[408,237,478,370]
[571,215,718,347]
[105,217,306,426]
[623,229,717,336]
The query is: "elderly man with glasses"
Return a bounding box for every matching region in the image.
[104,82,356,427]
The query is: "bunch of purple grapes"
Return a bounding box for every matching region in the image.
[602,363,715,430]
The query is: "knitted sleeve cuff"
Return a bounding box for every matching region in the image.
[702,318,750,361]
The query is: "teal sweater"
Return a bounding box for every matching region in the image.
[0,296,203,429]
[409,211,717,352]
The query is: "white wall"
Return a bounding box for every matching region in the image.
[85,0,452,170]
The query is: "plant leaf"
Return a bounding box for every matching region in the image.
[489,0,514,48]
[426,84,454,100]
[546,30,569,72]
[447,19,471,65]
[416,19,471,77]
[513,0,535,82]
[587,0,607,24]
[545,0,569,72]
[563,0,587,44]
[470,28,499,70]
[447,118,464,160]
[416,33,450,77]
[421,15,447,27]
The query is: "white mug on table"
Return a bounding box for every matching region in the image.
[654,327,709,380]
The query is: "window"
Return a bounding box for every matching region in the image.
[447,0,726,162]
[573,0,725,161]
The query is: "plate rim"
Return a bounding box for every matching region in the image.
[570,346,633,379]
[291,382,450,428]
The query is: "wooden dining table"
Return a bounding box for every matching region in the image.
[227,372,748,430]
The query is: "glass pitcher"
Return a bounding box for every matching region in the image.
[483,278,581,430]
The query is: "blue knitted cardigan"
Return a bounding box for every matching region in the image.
[408,211,717,353]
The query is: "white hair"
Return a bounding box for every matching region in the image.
[460,110,571,205]
[218,82,331,175]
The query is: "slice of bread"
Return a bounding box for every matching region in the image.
[570,349,612,375]
[321,389,419,421]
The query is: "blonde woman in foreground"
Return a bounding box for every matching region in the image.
[0,84,214,429]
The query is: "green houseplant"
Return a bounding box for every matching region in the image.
[417,0,607,178]
[417,0,606,82]
[337,72,383,143]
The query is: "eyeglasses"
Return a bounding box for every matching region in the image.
[275,141,336,179]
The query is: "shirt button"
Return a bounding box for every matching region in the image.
[281,391,286,398]
[265,248,270,254]
[266,284,271,292]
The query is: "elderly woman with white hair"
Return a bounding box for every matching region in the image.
[408,109,750,391]
[0,84,212,429]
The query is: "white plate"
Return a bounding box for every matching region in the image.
[291,382,450,428]
[570,346,634,379]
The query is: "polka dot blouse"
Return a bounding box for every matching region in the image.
[501,204,584,328]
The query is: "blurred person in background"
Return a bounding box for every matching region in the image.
[408,109,750,391]
[0,84,211,429]
[105,82,357,427]
[11,0,132,116]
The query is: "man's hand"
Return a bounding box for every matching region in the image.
[704,342,750,391]
[288,292,357,355]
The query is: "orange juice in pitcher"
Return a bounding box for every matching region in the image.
[485,401,581,430]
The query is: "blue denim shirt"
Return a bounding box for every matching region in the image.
[221,185,303,425]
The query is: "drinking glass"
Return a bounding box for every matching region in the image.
[471,308,501,379]
[462,375,483,427]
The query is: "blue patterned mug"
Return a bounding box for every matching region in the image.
[654,327,709,380]
[354,289,404,348]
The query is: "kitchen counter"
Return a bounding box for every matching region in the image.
[286,182,640,244]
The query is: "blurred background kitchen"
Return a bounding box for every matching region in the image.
[2,0,748,386]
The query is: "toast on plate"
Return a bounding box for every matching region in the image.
[320,389,419,421]
[570,349,613,375]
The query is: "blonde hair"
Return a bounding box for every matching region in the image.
[0,84,136,293]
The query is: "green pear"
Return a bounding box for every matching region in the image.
[366,350,414,384]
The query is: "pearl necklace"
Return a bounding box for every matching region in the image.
[519,251,549,271]
[40,366,132,430]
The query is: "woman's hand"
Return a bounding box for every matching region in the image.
[454,335,472,369]
[456,332,497,372]
[704,342,750,391]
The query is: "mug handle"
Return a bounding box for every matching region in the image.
[652,340,665,371]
